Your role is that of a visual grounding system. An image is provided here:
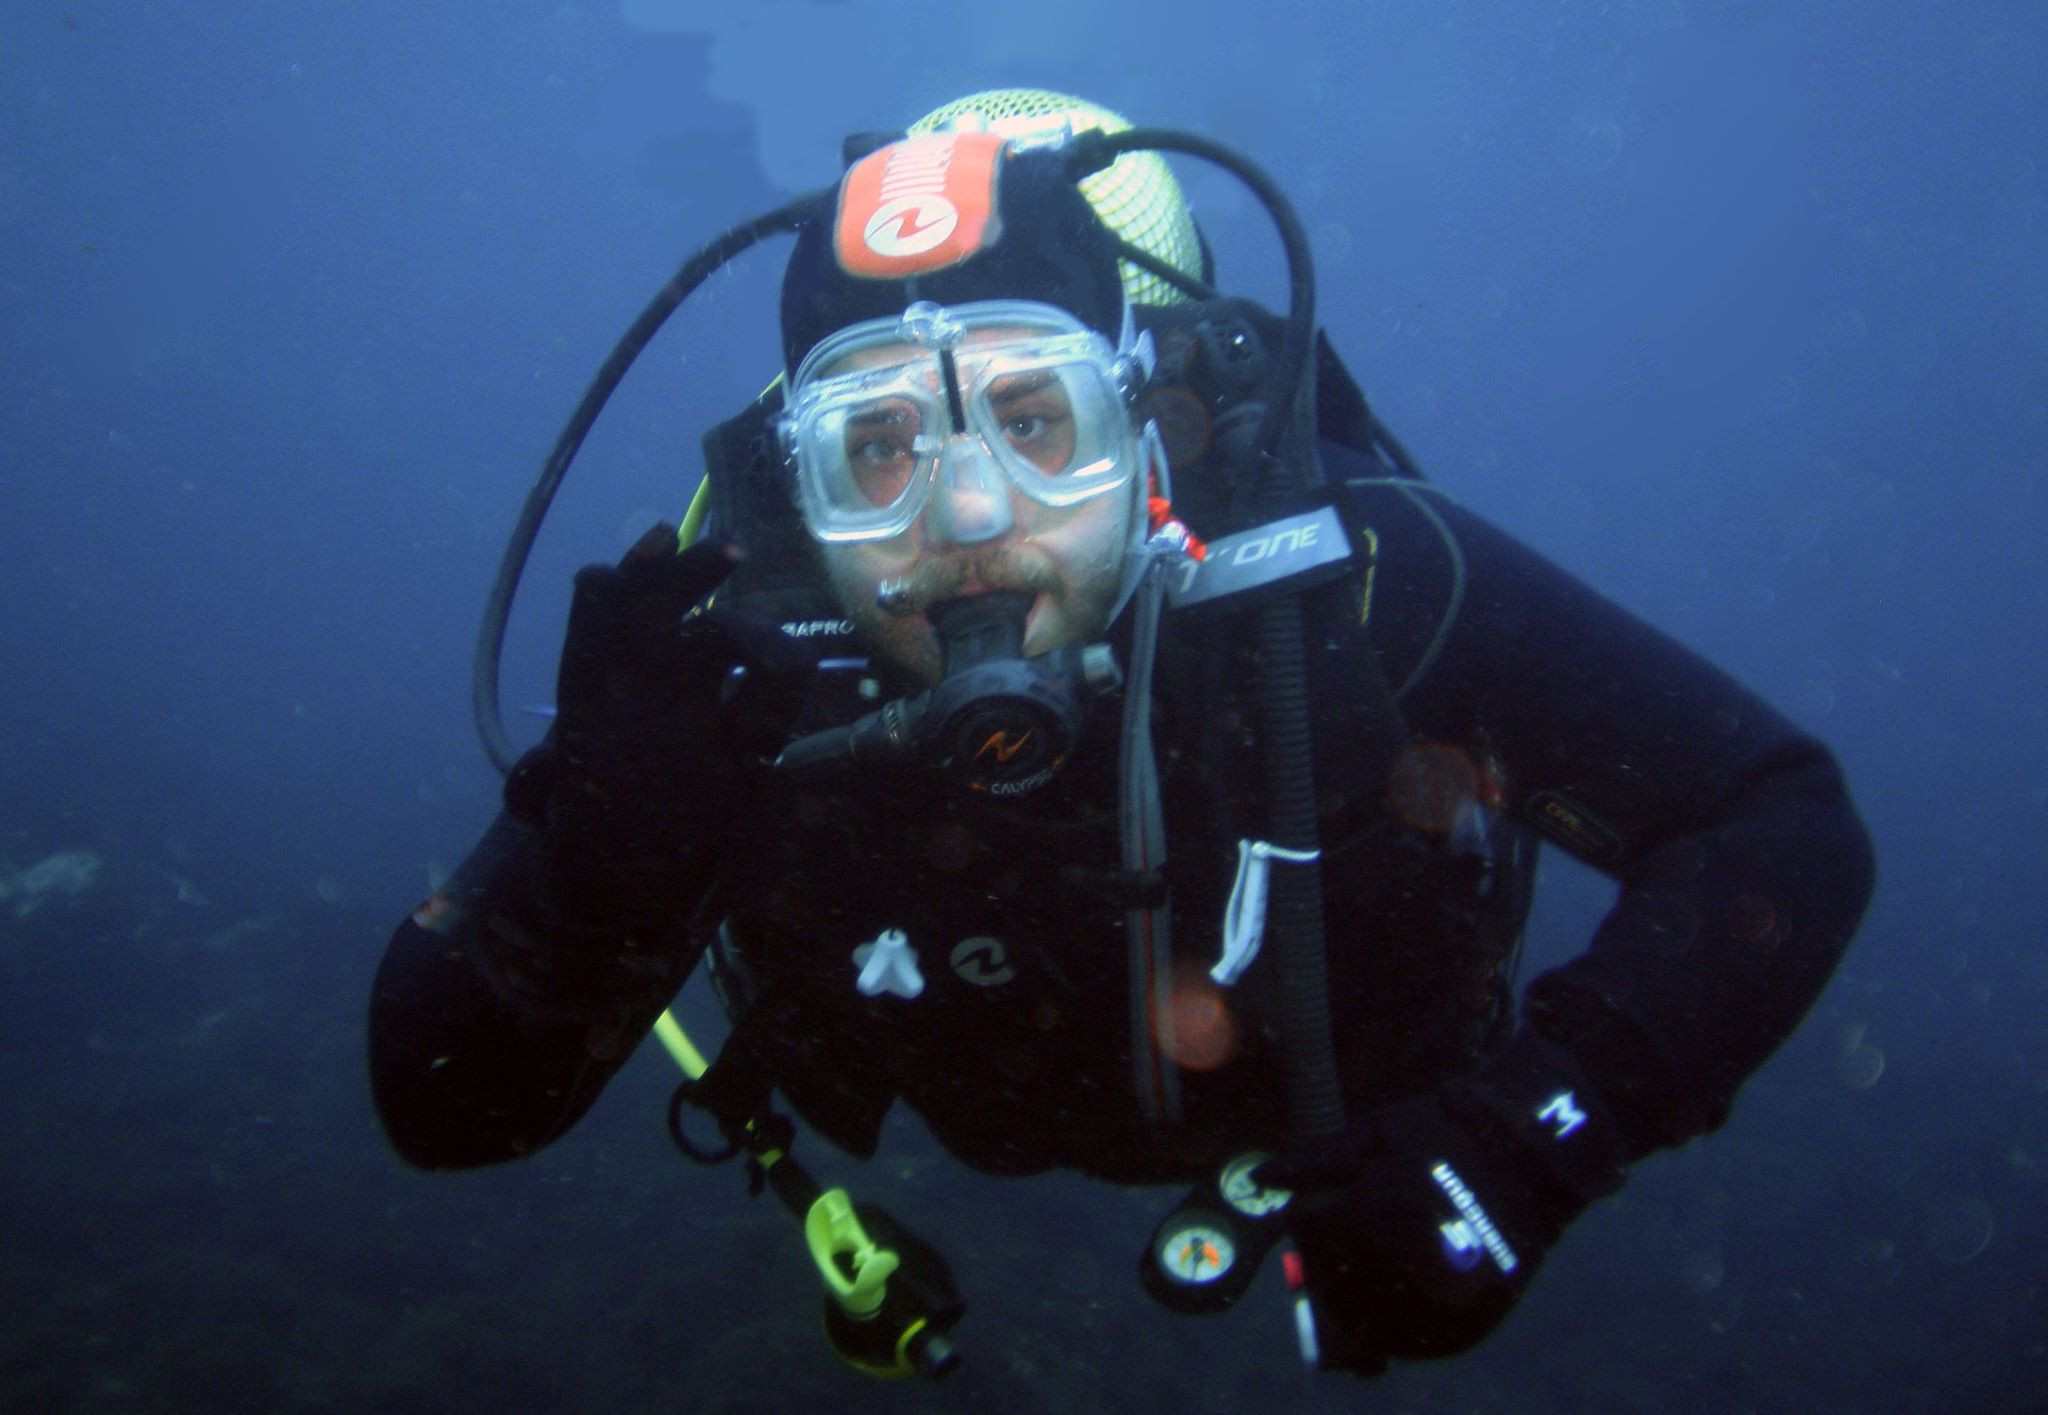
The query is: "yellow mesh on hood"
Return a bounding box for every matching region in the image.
[909,89,1204,309]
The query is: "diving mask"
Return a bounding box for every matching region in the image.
[782,300,1146,545]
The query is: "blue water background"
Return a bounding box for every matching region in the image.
[2,2,2041,1409]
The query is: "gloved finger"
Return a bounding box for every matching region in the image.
[1260,1151,1365,1194]
[557,562,636,711]
[1251,1154,1345,1194]
[620,521,684,570]
[1252,1131,1388,1195]
[1307,1297,1391,1380]
[616,533,743,619]
[558,540,742,711]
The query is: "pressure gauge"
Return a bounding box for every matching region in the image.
[1154,1221,1239,1286]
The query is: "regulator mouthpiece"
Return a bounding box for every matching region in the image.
[775,592,1119,794]
[920,593,1080,795]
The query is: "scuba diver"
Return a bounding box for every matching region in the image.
[368,90,1874,1380]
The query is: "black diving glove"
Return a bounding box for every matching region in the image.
[1263,1033,1630,1377]
[510,526,815,923]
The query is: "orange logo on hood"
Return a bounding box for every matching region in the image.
[835,132,1005,279]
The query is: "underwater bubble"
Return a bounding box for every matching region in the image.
[313,876,346,906]
[1923,1197,1994,1265]
[1794,678,1838,720]
[1700,1287,1745,1335]
[1682,1249,1726,1295]
[1838,1044,1885,1089]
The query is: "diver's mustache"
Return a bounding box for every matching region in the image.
[876,551,1058,616]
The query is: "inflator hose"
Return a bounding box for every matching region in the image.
[1083,129,1346,1142]
[472,191,826,774]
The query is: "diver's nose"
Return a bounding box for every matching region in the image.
[925,438,1012,545]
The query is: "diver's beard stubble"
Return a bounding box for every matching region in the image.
[885,541,1061,612]
[827,540,1114,687]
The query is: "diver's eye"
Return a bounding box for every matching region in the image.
[996,403,1077,474]
[849,431,915,467]
[841,403,921,505]
[847,445,915,507]
[987,375,1079,475]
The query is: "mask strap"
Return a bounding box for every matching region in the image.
[937,347,969,431]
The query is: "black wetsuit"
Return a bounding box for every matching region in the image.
[370,340,1874,1184]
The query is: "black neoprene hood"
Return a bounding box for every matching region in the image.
[778,145,1126,376]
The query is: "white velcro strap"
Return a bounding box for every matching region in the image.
[1213,839,1322,986]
